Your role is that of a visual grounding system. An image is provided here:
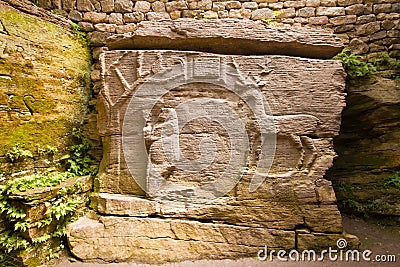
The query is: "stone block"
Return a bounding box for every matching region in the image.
[218,10,229,18]
[100,0,114,12]
[329,15,357,26]
[83,11,107,23]
[114,0,133,13]
[316,7,346,16]
[68,10,83,21]
[204,10,218,19]
[151,1,165,12]
[251,8,274,20]
[166,1,188,12]
[356,14,376,24]
[198,0,212,10]
[77,0,94,11]
[373,3,392,13]
[345,4,367,15]
[87,31,112,46]
[115,23,137,33]
[225,1,241,10]
[169,10,181,19]
[108,12,124,24]
[337,0,362,7]
[297,7,315,17]
[309,15,329,25]
[280,8,296,18]
[334,24,355,33]
[283,0,305,8]
[67,216,296,263]
[147,11,171,20]
[134,1,151,12]
[306,0,320,7]
[242,2,258,9]
[123,11,145,22]
[268,2,283,9]
[320,0,336,7]
[349,38,369,54]
[62,0,76,11]
[78,21,94,31]
[94,23,116,32]
[355,21,381,36]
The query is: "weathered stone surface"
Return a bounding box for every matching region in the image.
[297,7,315,17]
[106,19,343,59]
[90,193,160,216]
[77,0,94,11]
[355,21,381,36]
[114,0,132,13]
[134,0,151,12]
[85,45,348,263]
[297,233,360,251]
[316,7,346,16]
[225,1,241,10]
[338,0,362,7]
[327,73,400,217]
[0,0,91,158]
[283,0,305,8]
[67,216,296,263]
[251,7,274,20]
[123,11,145,22]
[100,0,114,12]
[83,11,107,23]
[146,11,170,20]
[329,15,357,26]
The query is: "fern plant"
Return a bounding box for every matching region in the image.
[333,48,376,79]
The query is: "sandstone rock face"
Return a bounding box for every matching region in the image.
[67,22,357,263]
[106,19,343,59]
[0,0,91,163]
[327,73,400,216]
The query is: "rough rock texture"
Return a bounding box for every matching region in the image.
[106,19,343,59]
[327,72,400,217]
[0,0,91,159]
[67,25,357,260]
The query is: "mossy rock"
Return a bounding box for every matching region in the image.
[0,4,91,159]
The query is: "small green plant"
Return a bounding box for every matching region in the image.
[5,144,33,163]
[1,172,74,194]
[261,10,284,26]
[333,48,376,79]
[71,22,89,45]
[384,172,400,189]
[37,145,58,157]
[192,10,207,20]
[61,128,96,176]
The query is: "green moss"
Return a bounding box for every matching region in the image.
[0,9,92,158]
[0,119,73,155]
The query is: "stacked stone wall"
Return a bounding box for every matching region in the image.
[33,0,399,54]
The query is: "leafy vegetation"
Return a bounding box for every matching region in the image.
[5,144,33,163]
[61,128,96,176]
[71,22,89,45]
[0,127,94,264]
[1,172,75,194]
[333,48,377,79]
[384,172,400,189]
